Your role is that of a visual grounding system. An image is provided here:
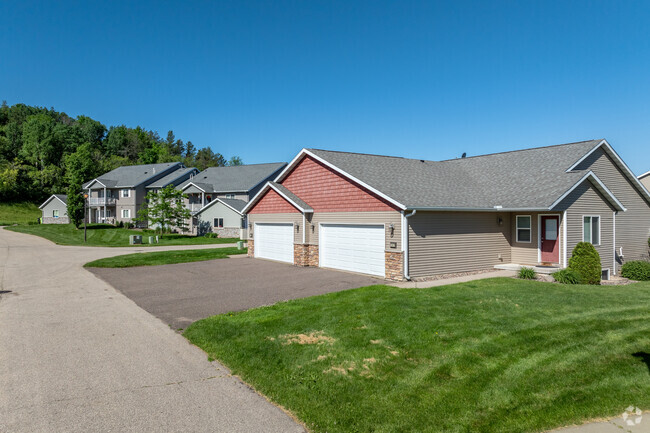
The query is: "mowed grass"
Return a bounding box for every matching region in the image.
[84,247,247,268]
[0,202,41,225]
[185,278,650,433]
[5,223,239,247]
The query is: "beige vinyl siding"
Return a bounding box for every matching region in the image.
[575,148,650,263]
[555,181,616,273]
[640,175,650,192]
[247,213,303,244]
[196,202,243,228]
[307,211,402,251]
[408,211,511,277]
[41,198,68,220]
[510,212,565,265]
[215,192,249,201]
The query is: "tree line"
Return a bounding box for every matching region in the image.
[0,101,243,204]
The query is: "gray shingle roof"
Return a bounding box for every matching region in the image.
[306,140,603,209]
[54,194,67,204]
[218,198,247,213]
[146,167,198,188]
[179,163,287,193]
[270,182,313,212]
[83,162,182,189]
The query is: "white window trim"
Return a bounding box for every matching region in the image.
[582,215,601,246]
[122,209,131,219]
[213,218,224,228]
[225,194,236,199]
[516,215,532,243]
[53,209,59,218]
[121,189,130,198]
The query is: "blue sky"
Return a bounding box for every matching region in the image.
[2,1,650,173]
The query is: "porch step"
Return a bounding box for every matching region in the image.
[494,263,561,275]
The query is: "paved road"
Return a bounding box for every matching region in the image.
[90,256,381,329]
[0,227,304,433]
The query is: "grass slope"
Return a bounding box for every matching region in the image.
[5,223,239,247]
[84,247,247,268]
[0,202,41,225]
[185,278,650,433]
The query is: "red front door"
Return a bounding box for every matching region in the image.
[540,216,560,263]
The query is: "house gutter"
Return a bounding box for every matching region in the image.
[403,209,417,280]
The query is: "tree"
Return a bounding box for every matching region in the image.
[64,143,100,228]
[135,185,191,233]
[227,156,243,166]
[195,147,226,170]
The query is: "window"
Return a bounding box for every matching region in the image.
[106,209,112,217]
[122,209,131,219]
[516,215,531,243]
[583,216,600,245]
[121,189,130,198]
[213,218,223,228]
[225,194,235,199]
[53,209,59,218]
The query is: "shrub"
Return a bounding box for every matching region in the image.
[552,269,582,284]
[518,267,537,280]
[621,260,650,281]
[204,232,218,238]
[568,242,601,285]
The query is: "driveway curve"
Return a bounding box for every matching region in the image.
[0,227,304,433]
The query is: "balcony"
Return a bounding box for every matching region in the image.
[187,203,203,213]
[89,197,116,206]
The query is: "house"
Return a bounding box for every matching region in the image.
[243,139,650,281]
[639,171,650,191]
[82,162,197,225]
[178,162,287,237]
[39,194,69,224]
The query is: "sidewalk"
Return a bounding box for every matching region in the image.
[390,269,517,288]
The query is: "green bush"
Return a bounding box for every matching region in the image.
[568,242,601,285]
[204,232,218,238]
[518,267,537,280]
[621,260,650,281]
[552,269,582,284]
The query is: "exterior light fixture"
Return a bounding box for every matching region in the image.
[388,223,395,237]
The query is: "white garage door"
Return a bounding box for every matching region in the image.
[320,224,385,277]
[254,223,294,264]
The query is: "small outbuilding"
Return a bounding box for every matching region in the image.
[39,194,69,224]
[192,198,247,239]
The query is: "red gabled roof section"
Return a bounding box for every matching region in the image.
[247,188,302,214]
[280,155,400,212]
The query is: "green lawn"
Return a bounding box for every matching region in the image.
[185,278,650,433]
[0,202,41,225]
[5,223,240,247]
[84,247,247,268]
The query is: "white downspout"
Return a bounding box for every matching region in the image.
[403,209,417,280]
[103,186,106,223]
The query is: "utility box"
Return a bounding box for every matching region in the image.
[237,241,244,250]
[129,235,142,245]
[148,236,154,244]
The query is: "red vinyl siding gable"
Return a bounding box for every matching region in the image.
[248,188,301,214]
[281,155,399,212]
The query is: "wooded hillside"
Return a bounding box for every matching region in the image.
[0,102,242,203]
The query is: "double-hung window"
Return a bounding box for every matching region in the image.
[122,209,131,219]
[121,189,130,198]
[583,216,600,245]
[516,215,531,243]
[225,194,235,199]
[214,218,224,228]
[53,209,59,218]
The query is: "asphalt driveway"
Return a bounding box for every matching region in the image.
[90,256,381,329]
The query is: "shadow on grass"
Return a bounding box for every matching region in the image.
[633,351,650,374]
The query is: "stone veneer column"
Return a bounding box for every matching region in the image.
[247,240,254,258]
[385,251,404,281]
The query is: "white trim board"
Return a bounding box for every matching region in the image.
[242,182,313,214]
[272,149,406,210]
[194,197,245,216]
[39,195,67,209]
[549,171,626,212]
[566,139,650,205]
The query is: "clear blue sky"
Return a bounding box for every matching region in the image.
[2,1,650,173]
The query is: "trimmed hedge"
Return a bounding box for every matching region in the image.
[621,260,650,281]
[568,242,601,285]
[552,269,582,284]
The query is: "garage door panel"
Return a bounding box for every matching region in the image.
[320,224,385,277]
[254,223,294,264]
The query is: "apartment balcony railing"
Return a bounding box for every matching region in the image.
[187,203,203,212]
[89,197,116,206]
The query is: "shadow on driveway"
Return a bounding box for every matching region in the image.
[89,256,381,329]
